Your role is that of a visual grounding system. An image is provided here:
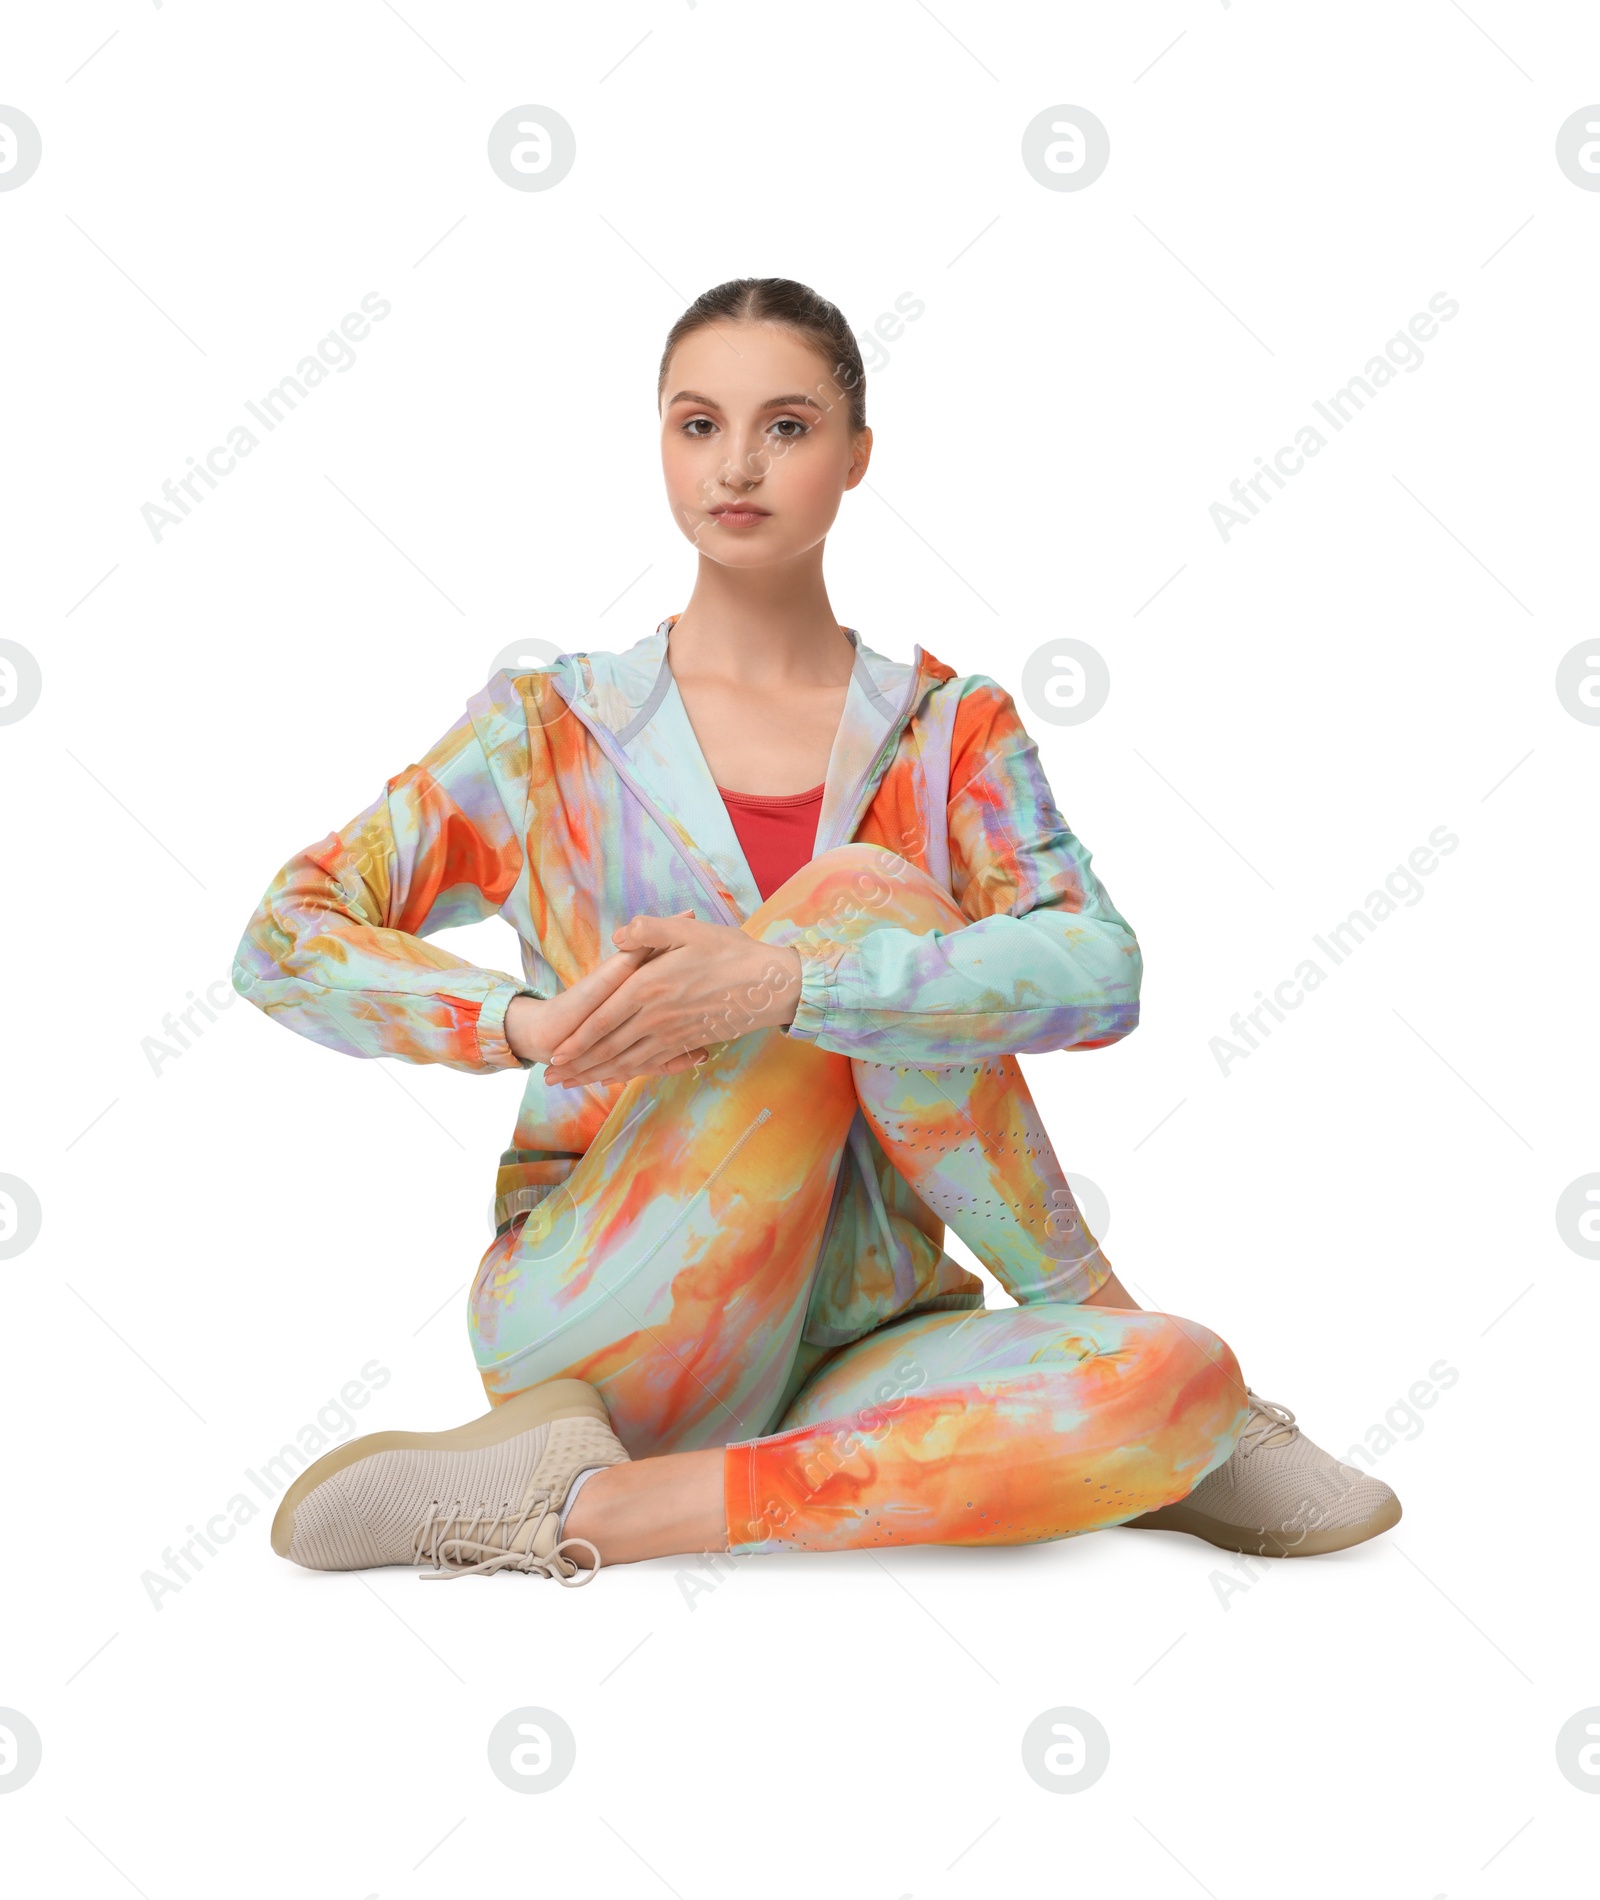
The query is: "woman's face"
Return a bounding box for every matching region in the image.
[659,320,872,569]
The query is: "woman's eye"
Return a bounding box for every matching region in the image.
[771,417,808,439]
[682,417,715,437]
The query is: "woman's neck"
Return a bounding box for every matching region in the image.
[669,552,853,690]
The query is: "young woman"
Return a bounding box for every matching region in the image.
[233,277,1401,1586]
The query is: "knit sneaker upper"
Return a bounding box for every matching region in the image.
[286,1412,629,1583]
[1180,1391,1397,1540]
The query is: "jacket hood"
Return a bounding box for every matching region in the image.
[541,616,956,923]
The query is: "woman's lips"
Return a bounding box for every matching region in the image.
[710,508,769,527]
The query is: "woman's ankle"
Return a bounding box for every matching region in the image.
[560,1448,728,1566]
[1082,1266,1140,1310]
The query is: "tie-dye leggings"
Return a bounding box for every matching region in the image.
[468,845,1248,1555]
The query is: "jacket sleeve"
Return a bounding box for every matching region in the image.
[230,697,540,1073]
[782,677,1142,1065]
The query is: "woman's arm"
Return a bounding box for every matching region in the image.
[230,699,542,1073]
[783,676,1142,1066]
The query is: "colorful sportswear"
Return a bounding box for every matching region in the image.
[232,616,1240,1552]
[232,614,1144,1353]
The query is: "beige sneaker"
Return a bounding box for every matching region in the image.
[270,1378,629,1584]
[1122,1389,1402,1557]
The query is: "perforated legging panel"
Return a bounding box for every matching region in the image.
[854,1055,1109,1306]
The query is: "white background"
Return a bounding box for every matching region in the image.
[2,4,1596,1895]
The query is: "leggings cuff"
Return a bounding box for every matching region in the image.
[722,1442,764,1555]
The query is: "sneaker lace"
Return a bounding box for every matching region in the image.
[1235,1389,1300,1458]
[411,1493,603,1586]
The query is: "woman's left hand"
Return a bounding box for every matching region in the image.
[542,913,804,1089]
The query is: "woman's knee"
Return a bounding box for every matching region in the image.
[1128,1310,1249,1480]
[748,841,964,943]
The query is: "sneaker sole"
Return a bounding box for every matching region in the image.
[270,1377,610,1559]
[1121,1490,1402,1557]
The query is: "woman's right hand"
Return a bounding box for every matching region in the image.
[505,914,710,1080]
[505,965,624,1068]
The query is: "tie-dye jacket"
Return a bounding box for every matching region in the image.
[231,617,1142,1348]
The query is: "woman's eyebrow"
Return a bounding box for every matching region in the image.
[666,390,825,414]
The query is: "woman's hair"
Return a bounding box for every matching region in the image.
[656,277,868,435]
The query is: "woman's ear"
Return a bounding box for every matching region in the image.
[844,425,874,490]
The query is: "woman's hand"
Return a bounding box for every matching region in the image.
[505,936,685,1064]
[541,912,803,1090]
[505,911,713,1086]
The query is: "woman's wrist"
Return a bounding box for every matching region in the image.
[505,993,553,1065]
[772,946,803,1026]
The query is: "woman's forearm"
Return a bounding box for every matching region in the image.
[782,907,1142,1065]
